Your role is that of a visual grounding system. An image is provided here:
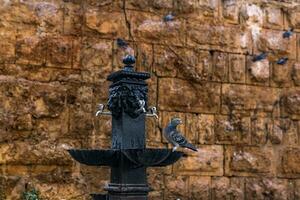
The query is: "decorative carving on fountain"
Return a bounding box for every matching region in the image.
[107,84,148,118]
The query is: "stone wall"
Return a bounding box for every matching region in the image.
[0,0,300,199]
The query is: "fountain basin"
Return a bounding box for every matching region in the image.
[67,148,185,167]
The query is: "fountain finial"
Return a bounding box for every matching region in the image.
[123,55,135,71]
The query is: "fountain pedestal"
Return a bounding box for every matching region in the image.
[68,56,185,200]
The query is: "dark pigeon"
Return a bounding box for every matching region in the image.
[283,28,294,38]
[252,52,267,62]
[277,57,288,65]
[163,118,197,152]
[116,38,128,48]
[163,13,174,22]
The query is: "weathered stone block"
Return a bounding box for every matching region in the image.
[189,176,210,200]
[0,139,78,165]
[222,84,279,114]
[287,6,300,29]
[175,49,213,82]
[251,117,271,145]
[183,113,198,144]
[187,23,252,53]
[127,0,173,12]
[46,36,80,69]
[272,118,298,145]
[296,179,300,199]
[85,8,128,38]
[84,0,122,8]
[229,54,246,83]
[13,114,33,131]
[154,47,214,82]
[222,0,239,23]
[0,77,66,118]
[225,146,274,176]
[16,36,46,66]
[240,3,263,25]
[0,2,37,25]
[5,165,30,176]
[256,29,297,59]
[212,52,228,82]
[63,2,83,35]
[31,165,74,184]
[32,85,67,118]
[174,0,219,18]
[212,177,230,200]
[0,29,16,64]
[80,38,112,82]
[214,115,250,144]
[280,88,300,119]
[174,145,223,176]
[136,43,153,73]
[153,46,178,77]
[0,176,21,200]
[271,60,293,87]
[159,78,221,113]
[37,182,88,200]
[0,64,83,83]
[279,147,300,178]
[129,11,185,46]
[245,178,292,200]
[247,56,270,85]
[164,175,189,200]
[147,77,158,108]
[292,62,300,85]
[212,177,245,200]
[298,34,300,61]
[69,108,93,138]
[263,6,283,28]
[34,1,64,34]
[186,114,214,144]
[35,110,69,139]
[148,168,164,199]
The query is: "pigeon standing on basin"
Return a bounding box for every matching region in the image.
[163,118,198,152]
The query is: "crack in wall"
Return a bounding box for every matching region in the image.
[122,0,134,41]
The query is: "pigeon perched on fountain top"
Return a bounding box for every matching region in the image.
[164,118,198,152]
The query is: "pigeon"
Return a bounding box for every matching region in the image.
[116,38,128,49]
[163,13,174,22]
[277,57,288,65]
[116,38,134,56]
[163,118,197,152]
[252,52,267,62]
[283,28,293,38]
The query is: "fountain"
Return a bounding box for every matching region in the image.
[68,55,185,200]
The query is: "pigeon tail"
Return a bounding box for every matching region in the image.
[183,143,198,152]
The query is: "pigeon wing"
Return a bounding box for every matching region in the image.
[171,130,187,146]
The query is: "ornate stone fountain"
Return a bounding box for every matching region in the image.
[68,55,185,200]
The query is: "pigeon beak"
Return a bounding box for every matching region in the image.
[179,120,183,124]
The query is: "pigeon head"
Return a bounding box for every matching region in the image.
[170,117,183,126]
